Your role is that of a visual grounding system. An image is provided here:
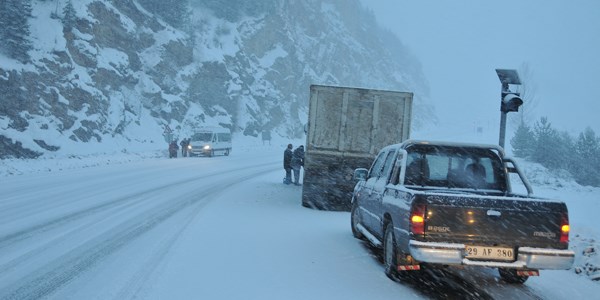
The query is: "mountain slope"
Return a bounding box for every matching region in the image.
[0,0,431,158]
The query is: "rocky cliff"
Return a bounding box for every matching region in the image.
[0,0,431,158]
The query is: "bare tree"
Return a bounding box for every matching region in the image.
[509,62,541,129]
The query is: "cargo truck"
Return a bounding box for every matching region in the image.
[302,84,413,211]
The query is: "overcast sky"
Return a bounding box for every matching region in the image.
[359,0,600,139]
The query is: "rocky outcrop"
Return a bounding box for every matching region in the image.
[0,0,430,158]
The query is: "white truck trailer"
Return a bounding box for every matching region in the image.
[302,85,413,211]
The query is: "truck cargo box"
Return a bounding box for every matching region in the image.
[302,85,413,211]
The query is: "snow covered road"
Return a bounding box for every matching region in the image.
[1,147,598,299]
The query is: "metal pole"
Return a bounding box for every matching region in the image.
[499,111,507,149]
[498,81,509,149]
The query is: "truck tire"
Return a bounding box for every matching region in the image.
[225,149,230,156]
[383,222,399,280]
[350,201,364,240]
[498,268,529,284]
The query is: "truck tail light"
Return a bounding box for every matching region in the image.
[410,204,427,235]
[560,213,570,244]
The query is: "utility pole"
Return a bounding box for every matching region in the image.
[495,69,524,149]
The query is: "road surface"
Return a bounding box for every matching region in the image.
[0,147,597,299]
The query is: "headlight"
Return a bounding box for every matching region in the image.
[203,145,210,150]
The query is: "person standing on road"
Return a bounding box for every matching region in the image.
[291,145,304,185]
[283,144,293,184]
[169,140,179,158]
[180,138,189,157]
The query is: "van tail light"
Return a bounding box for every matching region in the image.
[410,204,427,235]
[560,212,570,244]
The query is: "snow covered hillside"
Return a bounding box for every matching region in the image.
[0,0,432,159]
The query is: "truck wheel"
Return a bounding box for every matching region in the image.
[383,223,399,280]
[225,149,230,156]
[350,201,364,240]
[498,268,529,284]
[209,149,214,157]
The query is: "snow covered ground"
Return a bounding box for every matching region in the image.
[1,136,599,299]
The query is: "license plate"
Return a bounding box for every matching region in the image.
[465,245,515,261]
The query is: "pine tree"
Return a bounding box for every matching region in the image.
[139,0,191,29]
[532,117,562,169]
[62,0,76,32]
[573,127,600,186]
[0,0,33,63]
[556,130,575,171]
[510,121,535,158]
[163,0,191,29]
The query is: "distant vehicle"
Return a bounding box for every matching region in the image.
[187,127,232,157]
[351,140,574,284]
[302,84,413,211]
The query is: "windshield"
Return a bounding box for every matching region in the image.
[190,132,212,142]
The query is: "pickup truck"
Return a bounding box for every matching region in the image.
[351,140,574,284]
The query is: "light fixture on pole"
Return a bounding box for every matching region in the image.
[495,69,523,149]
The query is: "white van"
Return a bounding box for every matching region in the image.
[187,127,232,157]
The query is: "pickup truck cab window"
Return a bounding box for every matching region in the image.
[368,151,387,179]
[381,150,397,182]
[389,151,406,185]
[404,145,507,191]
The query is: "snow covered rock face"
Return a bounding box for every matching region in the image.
[0,0,430,158]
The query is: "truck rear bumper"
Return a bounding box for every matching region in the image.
[409,240,574,270]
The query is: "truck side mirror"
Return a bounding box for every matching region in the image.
[353,168,368,181]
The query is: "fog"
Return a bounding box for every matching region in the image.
[360,0,600,139]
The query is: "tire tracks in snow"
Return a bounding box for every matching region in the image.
[0,162,278,300]
[0,161,276,251]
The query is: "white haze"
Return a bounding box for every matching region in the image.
[360,0,600,140]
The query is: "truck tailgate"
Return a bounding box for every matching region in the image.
[422,195,568,249]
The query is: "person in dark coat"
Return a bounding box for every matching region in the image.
[169,140,179,158]
[291,145,304,185]
[180,138,189,157]
[283,144,293,184]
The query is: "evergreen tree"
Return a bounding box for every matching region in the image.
[62,0,77,32]
[510,121,535,158]
[0,0,33,63]
[556,130,575,171]
[139,0,191,29]
[532,117,562,169]
[573,127,600,186]
[195,0,276,21]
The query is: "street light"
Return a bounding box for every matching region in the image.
[495,69,523,148]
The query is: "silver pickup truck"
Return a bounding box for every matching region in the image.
[351,140,574,284]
